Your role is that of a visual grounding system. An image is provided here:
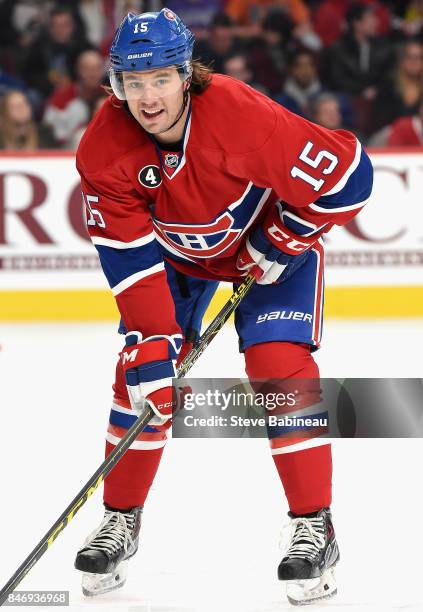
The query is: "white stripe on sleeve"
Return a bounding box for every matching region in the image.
[308,197,369,214]
[320,138,362,197]
[92,232,155,249]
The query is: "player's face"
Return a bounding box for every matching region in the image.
[123,67,186,135]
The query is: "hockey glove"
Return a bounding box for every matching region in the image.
[121,331,186,428]
[237,205,319,285]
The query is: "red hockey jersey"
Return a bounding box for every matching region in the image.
[77,74,373,337]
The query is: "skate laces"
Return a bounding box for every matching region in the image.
[283,516,326,560]
[83,510,137,556]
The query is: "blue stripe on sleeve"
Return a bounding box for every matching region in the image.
[281,208,327,236]
[95,240,163,289]
[315,148,373,209]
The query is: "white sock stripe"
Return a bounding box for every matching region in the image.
[106,432,167,450]
[111,402,134,415]
[112,262,165,296]
[271,438,331,455]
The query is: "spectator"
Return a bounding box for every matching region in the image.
[225,0,321,50]
[390,1,423,40]
[0,67,28,98]
[327,2,391,97]
[11,1,54,49]
[247,9,293,95]
[43,48,106,148]
[0,0,18,71]
[313,0,348,47]
[19,6,90,99]
[167,0,224,33]
[223,53,253,81]
[223,53,268,93]
[0,62,44,116]
[70,92,110,149]
[372,39,423,131]
[194,13,239,73]
[226,0,309,28]
[275,50,322,116]
[386,98,423,145]
[78,0,108,47]
[314,0,391,48]
[0,89,56,150]
[311,92,343,130]
[92,1,151,57]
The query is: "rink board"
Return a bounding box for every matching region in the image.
[1,285,423,321]
[0,149,422,320]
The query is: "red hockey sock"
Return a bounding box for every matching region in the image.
[103,340,194,509]
[245,341,332,514]
[104,442,164,509]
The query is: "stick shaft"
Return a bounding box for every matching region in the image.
[0,275,255,606]
[177,275,255,377]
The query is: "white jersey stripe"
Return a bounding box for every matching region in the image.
[308,197,369,214]
[320,138,362,197]
[92,232,155,249]
[112,262,165,296]
[239,188,272,235]
[311,247,322,345]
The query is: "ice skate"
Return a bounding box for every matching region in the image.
[74,504,142,596]
[278,507,339,606]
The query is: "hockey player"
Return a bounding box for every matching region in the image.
[74,8,373,605]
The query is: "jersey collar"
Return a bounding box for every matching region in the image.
[152,100,192,180]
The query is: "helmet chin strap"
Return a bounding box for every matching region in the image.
[156,80,191,136]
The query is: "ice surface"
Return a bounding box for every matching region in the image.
[0,320,422,611]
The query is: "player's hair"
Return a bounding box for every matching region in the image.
[103,59,212,102]
[190,59,213,94]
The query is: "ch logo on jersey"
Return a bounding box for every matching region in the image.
[154,212,242,258]
[138,165,162,188]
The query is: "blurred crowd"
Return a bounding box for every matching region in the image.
[2,0,423,150]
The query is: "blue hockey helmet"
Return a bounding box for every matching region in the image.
[109,8,195,100]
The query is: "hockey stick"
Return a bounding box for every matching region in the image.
[0,273,255,606]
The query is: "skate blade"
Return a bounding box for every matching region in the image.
[286,566,337,606]
[81,560,128,597]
